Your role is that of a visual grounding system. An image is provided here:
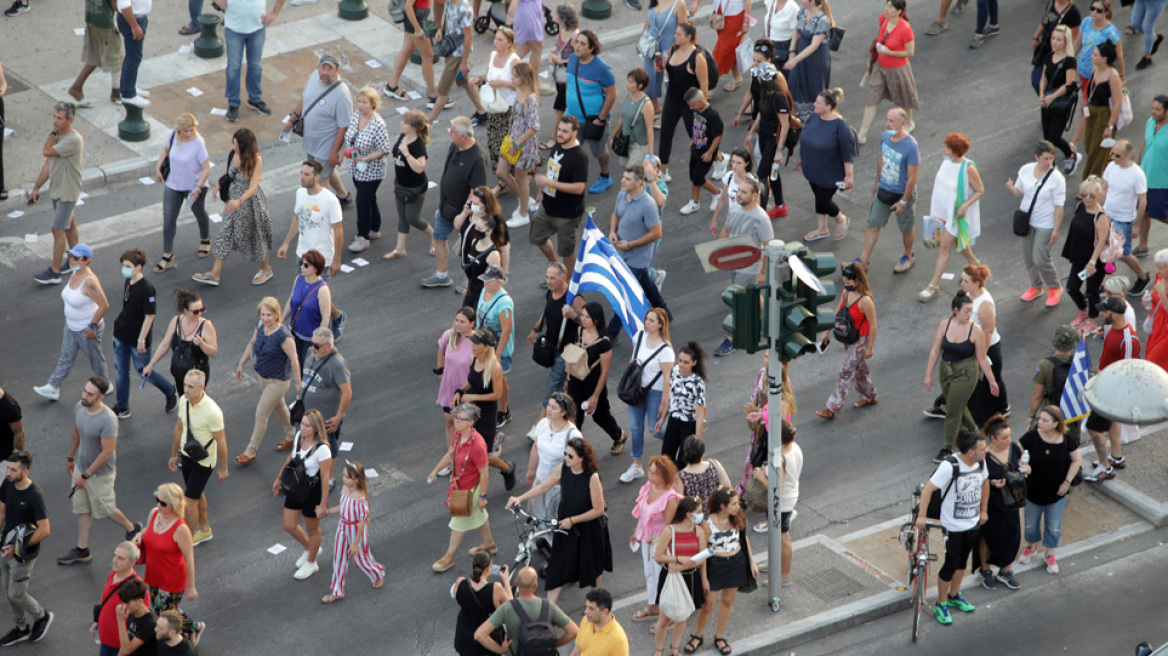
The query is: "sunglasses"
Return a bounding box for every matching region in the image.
[563,451,575,458]
[154,496,168,508]
[1090,5,1105,11]
[189,308,204,315]
[300,262,313,268]
[311,342,327,349]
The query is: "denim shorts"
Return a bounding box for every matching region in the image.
[1148,188,1168,221]
[1113,219,1134,257]
[433,209,455,241]
[500,355,512,374]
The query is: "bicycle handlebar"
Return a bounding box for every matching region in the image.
[509,505,561,528]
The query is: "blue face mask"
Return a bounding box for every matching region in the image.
[121,267,134,279]
[690,512,705,525]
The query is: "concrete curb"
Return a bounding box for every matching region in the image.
[1095,481,1168,527]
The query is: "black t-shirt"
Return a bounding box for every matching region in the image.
[580,336,612,390]
[113,277,157,348]
[541,143,588,219]
[1036,2,1082,59]
[0,479,47,553]
[392,134,429,189]
[124,611,157,655]
[1042,53,1077,94]
[440,142,487,220]
[0,394,21,461]
[156,639,196,656]
[1019,429,1076,506]
[541,290,580,353]
[691,105,723,154]
[757,92,791,140]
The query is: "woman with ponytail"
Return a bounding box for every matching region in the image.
[660,341,708,468]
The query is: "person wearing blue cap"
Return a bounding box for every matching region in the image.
[34,244,110,402]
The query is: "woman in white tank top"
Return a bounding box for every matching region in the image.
[34,244,110,400]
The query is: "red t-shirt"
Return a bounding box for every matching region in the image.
[1099,322,1140,370]
[449,431,488,493]
[876,15,913,69]
[97,572,147,648]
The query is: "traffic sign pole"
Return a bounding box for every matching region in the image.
[763,239,787,612]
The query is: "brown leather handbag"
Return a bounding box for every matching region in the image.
[709,11,726,30]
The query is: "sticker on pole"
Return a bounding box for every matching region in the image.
[788,255,827,294]
[709,244,761,271]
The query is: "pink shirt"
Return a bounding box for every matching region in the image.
[632,482,683,542]
[437,329,474,408]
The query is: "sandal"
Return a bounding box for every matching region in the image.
[235,454,254,466]
[372,577,385,589]
[197,239,212,258]
[153,254,175,273]
[854,396,878,408]
[917,283,940,303]
[722,79,743,92]
[804,231,829,242]
[815,408,835,420]
[632,608,658,622]
[321,593,345,604]
[610,431,629,455]
[833,216,850,241]
[191,272,220,286]
[683,635,704,654]
[252,269,274,286]
[468,542,498,555]
[383,250,408,261]
[1124,25,1139,35]
[714,637,732,655]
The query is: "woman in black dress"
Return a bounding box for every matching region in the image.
[456,188,510,309]
[973,414,1029,591]
[565,302,628,452]
[452,329,518,491]
[452,552,512,655]
[507,437,612,605]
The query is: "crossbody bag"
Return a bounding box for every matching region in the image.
[288,350,336,425]
[293,81,342,137]
[1013,166,1054,237]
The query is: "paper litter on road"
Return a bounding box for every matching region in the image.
[427,181,438,189]
[267,543,287,555]
[79,192,90,200]
[9,210,25,218]
[24,234,37,243]
[406,90,423,100]
[365,59,382,68]
[365,468,379,478]
[339,264,355,273]
[940,273,955,280]
[210,108,228,116]
[139,177,157,186]
[74,27,85,35]
[3,128,14,140]
[209,213,223,223]
[339,442,354,452]
[395,106,409,115]
[539,70,549,79]
[352,258,370,267]
[179,44,193,54]
[187,87,204,97]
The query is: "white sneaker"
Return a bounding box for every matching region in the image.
[652,269,666,290]
[136,89,150,98]
[679,200,701,216]
[368,231,382,240]
[618,463,645,484]
[295,550,310,569]
[33,384,59,401]
[437,465,452,477]
[121,94,150,108]
[290,0,318,5]
[662,171,672,183]
[752,521,768,533]
[293,560,320,580]
[708,192,722,211]
[348,236,370,253]
[506,214,530,229]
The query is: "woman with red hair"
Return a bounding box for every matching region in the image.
[918,133,985,303]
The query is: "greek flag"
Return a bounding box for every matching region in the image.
[567,213,652,340]
[1061,338,1092,423]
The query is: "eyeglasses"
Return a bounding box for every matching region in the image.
[154,496,168,508]
[453,416,473,423]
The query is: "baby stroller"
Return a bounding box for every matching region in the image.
[474,0,560,36]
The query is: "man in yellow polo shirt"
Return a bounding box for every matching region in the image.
[168,370,228,548]
[571,588,628,656]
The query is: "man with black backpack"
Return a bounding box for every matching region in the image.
[475,566,578,655]
[916,429,989,627]
[1028,325,1077,430]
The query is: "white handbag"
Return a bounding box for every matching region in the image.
[479,84,510,114]
[658,529,697,622]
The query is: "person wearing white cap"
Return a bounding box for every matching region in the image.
[35,244,111,401]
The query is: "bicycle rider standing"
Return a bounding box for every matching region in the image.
[916,428,989,626]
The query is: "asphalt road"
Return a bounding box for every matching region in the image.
[0,0,1165,652]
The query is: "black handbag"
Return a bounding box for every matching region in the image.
[182,402,210,462]
[611,97,647,158]
[217,150,235,203]
[288,351,336,425]
[394,184,427,204]
[292,81,342,137]
[1013,167,1053,237]
[435,31,464,57]
[616,332,667,406]
[532,320,565,369]
[280,440,322,503]
[828,25,846,52]
[738,530,758,593]
[993,444,1027,510]
[160,131,175,182]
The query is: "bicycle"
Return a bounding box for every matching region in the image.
[897,484,947,642]
[505,506,565,587]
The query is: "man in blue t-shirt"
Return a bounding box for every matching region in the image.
[859,108,919,275]
[564,30,618,195]
[606,167,669,338]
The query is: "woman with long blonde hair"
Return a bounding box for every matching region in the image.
[155,113,213,271]
[499,61,542,229]
[272,409,334,581]
[472,28,522,178]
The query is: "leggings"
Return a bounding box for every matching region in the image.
[1040,107,1074,160]
[756,135,784,209]
[1066,258,1107,317]
[396,192,429,235]
[658,95,695,167]
[809,182,841,217]
[354,179,382,239]
[162,186,211,254]
[148,586,197,636]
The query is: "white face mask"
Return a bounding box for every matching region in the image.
[121,267,134,279]
[690,512,705,525]
[471,203,483,214]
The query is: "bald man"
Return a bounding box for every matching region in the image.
[475,566,578,655]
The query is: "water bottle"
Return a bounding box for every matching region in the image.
[771,154,782,181]
[184,193,194,211]
[1020,450,1030,475]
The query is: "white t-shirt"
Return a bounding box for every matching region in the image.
[779,442,802,512]
[1102,162,1148,223]
[529,418,581,482]
[928,457,986,532]
[294,187,343,265]
[116,0,151,14]
[632,333,675,392]
[1015,162,1066,230]
[763,0,799,42]
[293,437,333,478]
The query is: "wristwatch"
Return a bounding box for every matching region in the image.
[88,323,98,331]
[81,472,91,480]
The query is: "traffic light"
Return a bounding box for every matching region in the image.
[794,250,837,341]
[722,284,770,353]
[776,286,815,362]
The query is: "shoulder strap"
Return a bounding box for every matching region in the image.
[477,293,506,328]
[538,599,550,623]
[288,279,327,330]
[629,97,649,132]
[573,58,584,113]
[99,573,140,612]
[1026,167,1055,216]
[297,350,337,399]
[657,0,679,39]
[302,82,342,123]
[511,598,535,624]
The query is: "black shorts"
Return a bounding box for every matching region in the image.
[403,6,430,34]
[938,526,980,581]
[780,510,792,533]
[1085,411,1112,433]
[180,455,213,500]
[283,481,323,518]
[689,151,714,186]
[553,82,567,113]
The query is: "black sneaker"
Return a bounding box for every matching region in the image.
[1110,456,1127,470]
[471,112,488,127]
[246,99,273,115]
[995,570,1021,590]
[923,405,947,419]
[28,611,52,643]
[165,394,178,413]
[57,546,92,565]
[934,448,953,463]
[4,1,29,16]
[114,408,131,420]
[0,626,29,647]
[226,106,239,122]
[1130,275,1151,296]
[496,410,511,429]
[427,96,455,110]
[502,460,517,491]
[126,522,143,541]
[979,569,995,590]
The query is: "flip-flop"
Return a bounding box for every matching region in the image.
[191,272,220,286]
[722,80,743,92]
[833,216,850,241]
[383,250,408,261]
[632,608,658,622]
[804,231,829,242]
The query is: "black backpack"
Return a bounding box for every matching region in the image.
[925,457,984,521]
[280,439,322,504]
[510,599,558,656]
[1044,355,1073,406]
[617,333,668,406]
[832,296,865,345]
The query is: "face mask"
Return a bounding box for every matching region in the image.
[471,203,483,214]
[469,227,486,240]
[121,267,134,279]
[690,512,705,525]
[843,282,856,291]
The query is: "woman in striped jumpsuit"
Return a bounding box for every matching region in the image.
[320,461,385,603]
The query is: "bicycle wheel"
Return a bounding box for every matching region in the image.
[911,560,927,643]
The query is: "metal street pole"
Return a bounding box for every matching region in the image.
[764,239,787,612]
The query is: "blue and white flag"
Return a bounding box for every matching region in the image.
[567,213,652,340]
[1061,338,1092,423]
